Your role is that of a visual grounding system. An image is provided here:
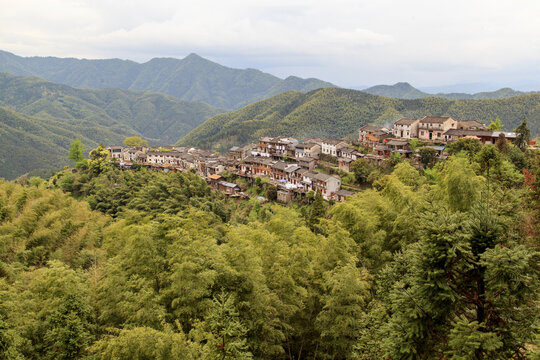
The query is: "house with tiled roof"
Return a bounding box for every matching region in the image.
[358,125,391,145]
[392,118,420,139]
[321,139,349,157]
[418,116,458,142]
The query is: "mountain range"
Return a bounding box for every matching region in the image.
[0,72,225,179]
[178,87,540,150]
[0,50,335,109]
[362,82,528,100]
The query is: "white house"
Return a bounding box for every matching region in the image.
[392,118,419,139]
[321,139,349,157]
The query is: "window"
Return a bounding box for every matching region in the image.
[421,131,424,135]
[437,132,441,137]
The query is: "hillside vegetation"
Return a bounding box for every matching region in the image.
[0,72,223,143]
[0,142,538,359]
[179,88,540,150]
[0,73,226,179]
[0,106,136,180]
[363,81,529,100]
[0,50,335,109]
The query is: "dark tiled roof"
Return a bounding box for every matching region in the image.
[359,125,385,132]
[443,129,493,137]
[420,116,454,124]
[323,138,347,145]
[394,118,418,125]
[387,139,409,146]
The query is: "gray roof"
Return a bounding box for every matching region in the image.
[394,118,418,125]
[359,124,385,132]
[493,131,517,139]
[387,139,409,146]
[420,116,454,124]
[323,138,347,145]
[272,162,290,171]
[219,181,240,189]
[336,189,355,196]
[284,165,301,173]
[443,129,493,137]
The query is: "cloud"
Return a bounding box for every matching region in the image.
[0,0,539,88]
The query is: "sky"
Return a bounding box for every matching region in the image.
[1,0,539,91]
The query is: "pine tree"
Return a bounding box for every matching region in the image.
[308,190,325,233]
[200,292,252,360]
[514,120,530,151]
[382,204,539,359]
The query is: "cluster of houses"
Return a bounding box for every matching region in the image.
[359,116,517,147]
[107,137,354,202]
[107,115,518,203]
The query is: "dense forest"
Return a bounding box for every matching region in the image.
[1,138,538,359]
[0,50,335,109]
[178,88,540,151]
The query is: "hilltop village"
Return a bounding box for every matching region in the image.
[107,116,522,202]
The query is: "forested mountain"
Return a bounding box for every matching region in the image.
[0,106,137,180]
[0,72,224,179]
[0,50,336,109]
[363,82,528,100]
[362,82,430,99]
[179,88,540,150]
[1,140,538,359]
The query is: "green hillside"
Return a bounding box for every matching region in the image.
[178,87,540,150]
[0,50,336,109]
[0,106,136,180]
[0,72,224,144]
[363,82,527,100]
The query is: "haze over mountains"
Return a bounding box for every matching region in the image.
[362,82,528,100]
[0,50,335,109]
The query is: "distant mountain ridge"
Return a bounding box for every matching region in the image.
[362,82,529,100]
[178,87,540,151]
[0,50,336,109]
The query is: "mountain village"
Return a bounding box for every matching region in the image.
[107,116,522,202]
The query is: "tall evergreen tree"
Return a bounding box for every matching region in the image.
[308,190,326,233]
[514,120,530,151]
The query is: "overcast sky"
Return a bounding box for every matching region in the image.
[1,0,539,91]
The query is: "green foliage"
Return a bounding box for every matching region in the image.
[266,185,277,201]
[0,144,538,360]
[179,87,540,150]
[408,138,422,153]
[448,137,483,162]
[514,119,531,151]
[91,327,194,360]
[488,117,504,131]
[123,136,148,146]
[68,139,85,164]
[418,146,438,167]
[350,158,372,183]
[308,190,325,233]
[192,292,252,359]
